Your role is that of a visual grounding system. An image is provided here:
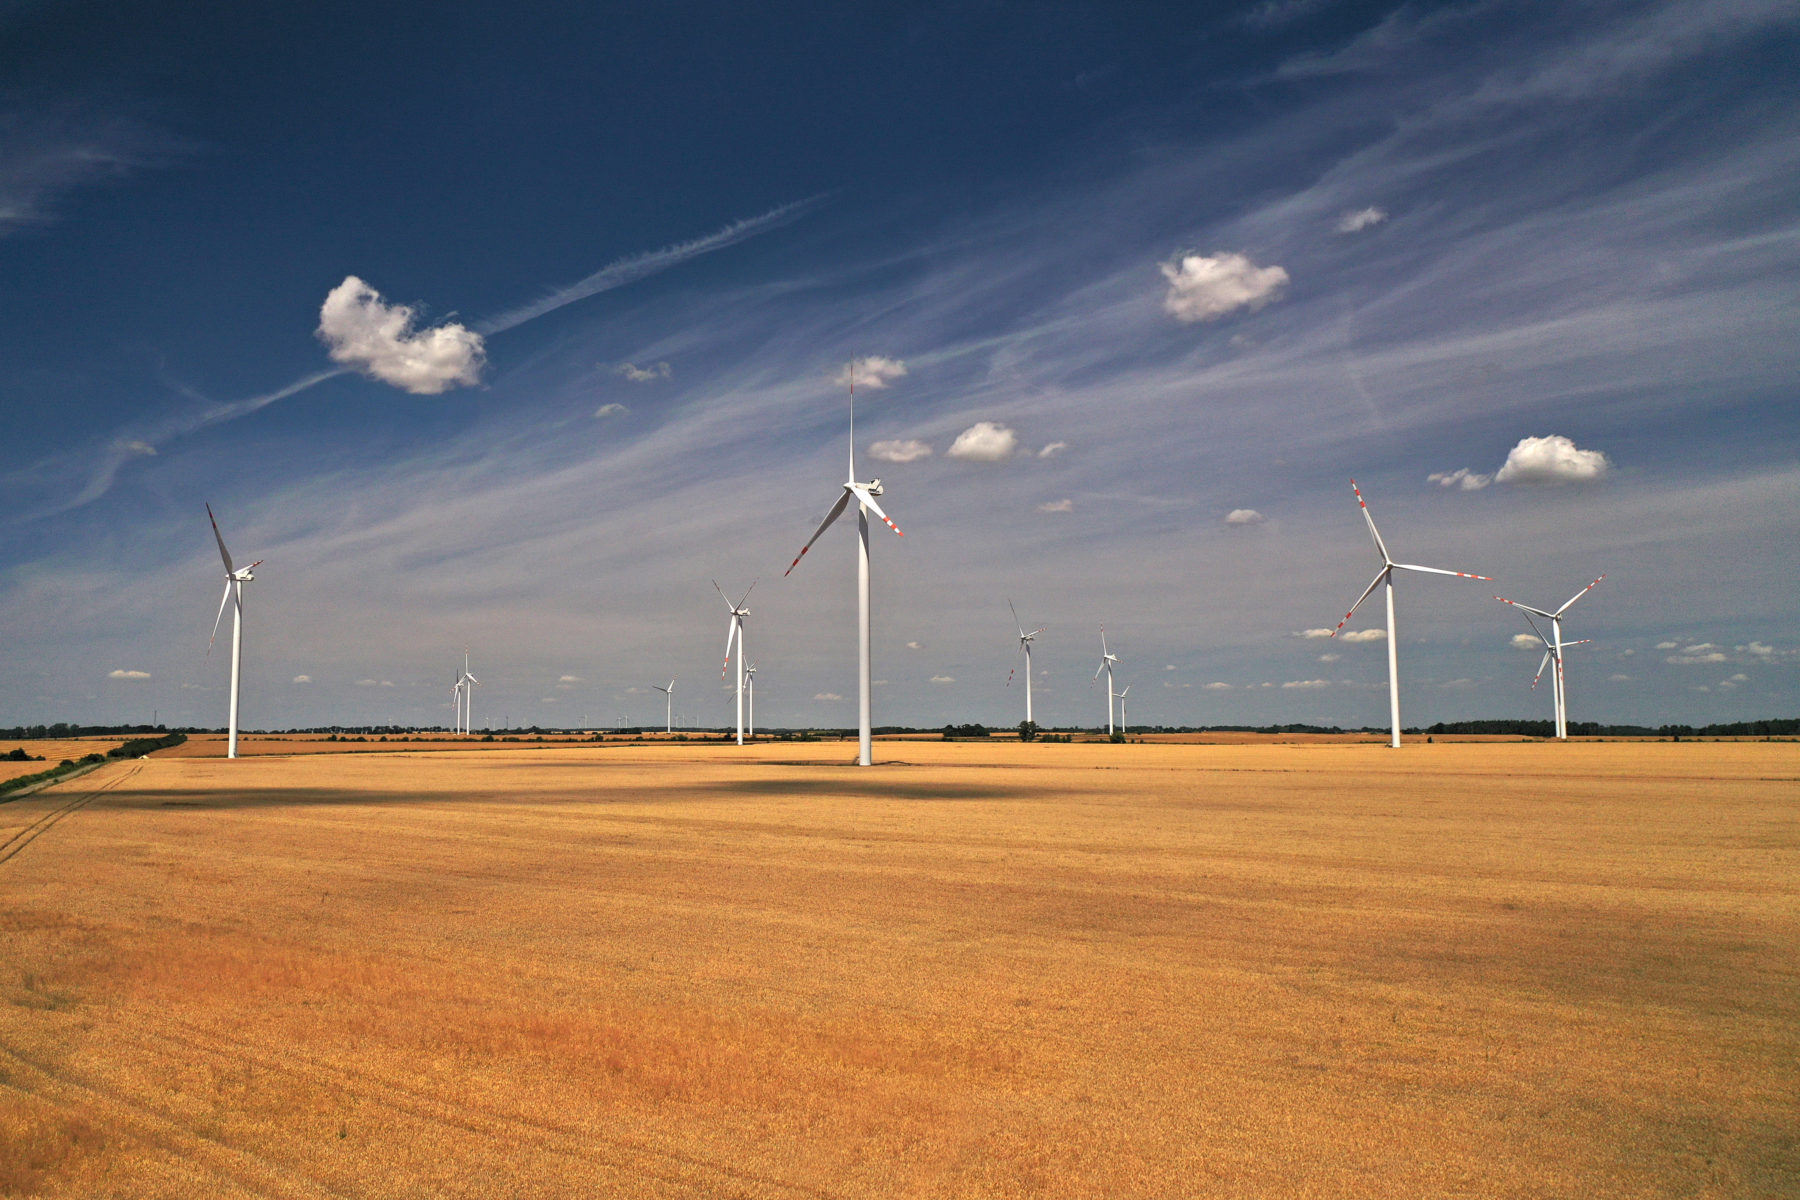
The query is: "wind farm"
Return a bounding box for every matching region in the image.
[4,3,1798,1197]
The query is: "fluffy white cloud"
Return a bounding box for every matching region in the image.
[1224,508,1265,525]
[1666,644,1728,664]
[1335,206,1388,233]
[1038,499,1073,513]
[947,421,1018,461]
[1655,641,1679,650]
[1297,628,1335,639]
[1495,435,1611,485]
[594,403,628,418]
[930,675,955,684]
[108,668,150,680]
[1428,468,1493,491]
[1203,681,1232,690]
[868,439,932,463]
[1037,441,1068,458]
[355,678,395,687]
[1339,629,1386,643]
[558,675,582,683]
[1160,252,1289,322]
[814,692,843,701]
[1609,674,1632,682]
[616,361,669,382]
[834,357,907,389]
[292,674,312,684]
[317,276,485,394]
[1511,633,1542,650]
[1318,653,1341,663]
[905,641,923,650]
[1282,679,1330,689]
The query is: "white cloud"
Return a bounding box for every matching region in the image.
[1666,649,1728,665]
[1038,499,1073,513]
[317,276,485,394]
[1165,664,1177,671]
[1282,679,1330,689]
[930,675,955,684]
[1428,468,1492,491]
[1494,435,1611,485]
[616,361,669,383]
[1037,441,1069,458]
[1335,206,1388,234]
[356,679,379,687]
[1318,653,1341,663]
[834,357,907,390]
[1683,643,1719,654]
[1297,629,1336,639]
[947,421,1018,461]
[108,669,150,680]
[1511,633,1542,650]
[814,692,843,701]
[558,675,582,683]
[1339,629,1386,643]
[905,641,923,650]
[1160,252,1289,322]
[293,675,312,684]
[1655,641,1679,651]
[1224,508,1265,525]
[594,403,628,418]
[1203,682,1232,690]
[119,439,156,457]
[1729,673,1749,682]
[1609,674,1632,682]
[868,439,933,463]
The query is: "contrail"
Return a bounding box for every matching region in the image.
[477,195,825,335]
[46,198,822,516]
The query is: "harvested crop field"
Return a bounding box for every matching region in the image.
[1,741,1795,1198]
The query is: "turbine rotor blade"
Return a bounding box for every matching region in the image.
[786,491,853,576]
[1557,574,1606,616]
[208,579,233,651]
[1350,479,1391,564]
[1332,568,1388,637]
[722,616,738,677]
[1393,563,1491,581]
[1532,650,1552,689]
[849,485,903,537]
[1008,599,1025,639]
[206,504,235,574]
[736,580,757,609]
[1495,596,1557,620]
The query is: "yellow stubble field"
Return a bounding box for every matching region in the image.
[0,740,1795,1198]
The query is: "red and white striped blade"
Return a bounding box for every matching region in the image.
[206,504,235,574]
[1395,562,1491,581]
[850,485,904,537]
[1494,595,1556,619]
[1350,479,1390,563]
[1556,574,1605,616]
[785,490,852,576]
[1332,568,1388,636]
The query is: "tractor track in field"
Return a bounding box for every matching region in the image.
[146,1016,838,1199]
[0,761,142,868]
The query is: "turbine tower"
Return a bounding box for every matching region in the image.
[206,505,262,760]
[456,650,479,734]
[450,675,465,735]
[1093,628,1120,736]
[652,678,676,734]
[714,580,756,745]
[1330,479,1491,749]
[1113,684,1132,736]
[1494,576,1604,739]
[1007,600,1043,728]
[745,662,757,739]
[785,360,905,767]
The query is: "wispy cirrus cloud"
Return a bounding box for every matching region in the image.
[0,107,182,238]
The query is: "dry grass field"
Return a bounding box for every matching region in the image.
[0,740,1794,1198]
[0,742,127,787]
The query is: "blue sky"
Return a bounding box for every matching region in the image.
[3,0,1796,731]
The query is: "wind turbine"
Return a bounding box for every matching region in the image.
[1494,576,1604,739]
[1330,480,1491,749]
[1093,628,1120,736]
[457,651,479,734]
[745,662,757,739]
[450,675,465,735]
[1007,600,1043,728]
[714,580,756,745]
[784,360,905,767]
[652,678,676,734]
[205,505,262,760]
[1113,684,1132,736]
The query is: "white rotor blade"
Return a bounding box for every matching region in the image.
[1556,574,1606,616]
[1532,650,1552,689]
[1009,598,1025,639]
[1349,479,1391,563]
[1495,595,1556,620]
[721,616,738,677]
[208,579,234,651]
[849,484,904,537]
[712,579,733,609]
[786,490,853,576]
[1332,568,1388,637]
[735,580,757,609]
[466,674,479,686]
[206,504,235,574]
[1393,562,1492,581]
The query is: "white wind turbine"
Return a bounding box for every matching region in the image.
[1330,480,1492,749]
[206,505,262,760]
[784,360,906,767]
[744,662,757,739]
[456,650,479,734]
[714,580,756,746]
[1093,628,1120,736]
[652,678,676,734]
[450,674,465,734]
[1494,576,1604,740]
[1006,600,1043,729]
[1113,684,1132,736]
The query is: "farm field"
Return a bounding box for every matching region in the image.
[1,741,1795,1198]
[0,742,128,787]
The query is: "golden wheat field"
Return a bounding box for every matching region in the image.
[1,740,1795,1198]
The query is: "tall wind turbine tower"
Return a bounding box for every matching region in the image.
[714,580,756,745]
[1330,480,1491,748]
[205,505,262,760]
[652,678,676,734]
[1494,576,1604,739]
[1113,684,1132,736]
[1092,628,1120,736]
[785,360,906,767]
[456,651,479,734]
[1007,600,1043,728]
[745,662,757,739]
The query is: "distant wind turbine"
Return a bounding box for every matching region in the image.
[1007,600,1043,728]
[714,580,756,745]
[1494,576,1604,739]
[205,505,262,760]
[1113,684,1132,736]
[450,674,464,734]
[785,360,905,767]
[456,650,479,734]
[745,662,757,739]
[1093,628,1120,736]
[652,678,676,734]
[1331,480,1491,749]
